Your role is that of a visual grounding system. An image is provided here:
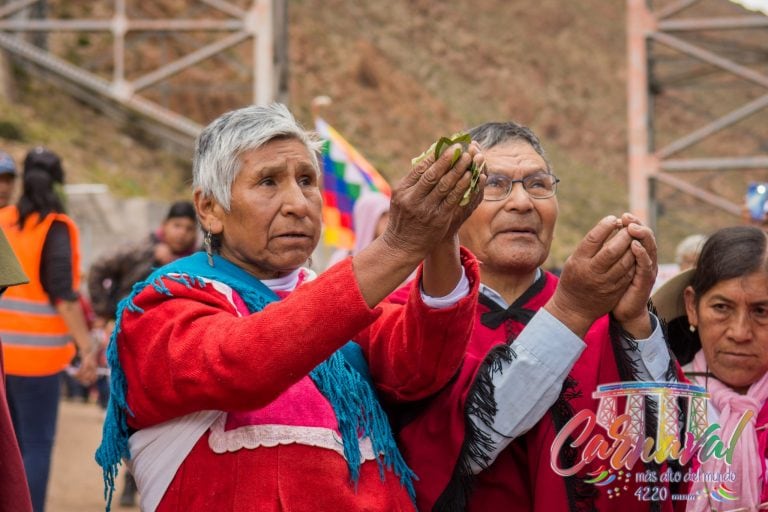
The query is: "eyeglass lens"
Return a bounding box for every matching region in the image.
[484,173,558,200]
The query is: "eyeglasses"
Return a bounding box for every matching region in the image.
[483,172,560,201]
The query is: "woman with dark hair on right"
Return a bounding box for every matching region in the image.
[0,147,97,512]
[652,225,768,511]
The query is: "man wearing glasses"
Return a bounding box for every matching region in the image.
[394,122,679,512]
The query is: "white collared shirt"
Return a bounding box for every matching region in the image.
[468,278,672,473]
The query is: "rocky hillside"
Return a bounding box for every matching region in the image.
[1,0,766,264]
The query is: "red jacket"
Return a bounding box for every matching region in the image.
[118,254,480,511]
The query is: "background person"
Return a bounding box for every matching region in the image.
[0,150,17,208]
[96,103,486,511]
[351,191,390,255]
[87,200,198,324]
[675,233,707,273]
[0,147,97,512]
[652,225,768,511]
[86,199,197,507]
[654,233,707,293]
[394,121,679,512]
[326,190,391,268]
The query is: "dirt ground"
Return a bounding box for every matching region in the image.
[47,399,136,512]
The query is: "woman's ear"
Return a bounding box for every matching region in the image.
[194,189,224,235]
[683,285,699,328]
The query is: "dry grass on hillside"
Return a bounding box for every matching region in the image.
[0,75,191,200]
[2,0,767,264]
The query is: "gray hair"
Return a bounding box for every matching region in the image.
[674,233,707,266]
[193,103,322,211]
[468,121,553,173]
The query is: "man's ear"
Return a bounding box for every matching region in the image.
[194,189,225,235]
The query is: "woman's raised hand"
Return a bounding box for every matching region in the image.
[381,141,485,259]
[352,140,484,307]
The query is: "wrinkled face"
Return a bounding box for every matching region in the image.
[0,174,16,208]
[161,217,198,254]
[458,140,558,278]
[684,272,768,393]
[211,138,322,279]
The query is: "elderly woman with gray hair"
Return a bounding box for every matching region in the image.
[96,103,485,511]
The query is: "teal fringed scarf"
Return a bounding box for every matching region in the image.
[95,252,416,510]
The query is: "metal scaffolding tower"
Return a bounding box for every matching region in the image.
[627,0,768,228]
[0,0,287,146]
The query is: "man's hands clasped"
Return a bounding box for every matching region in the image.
[547,213,657,339]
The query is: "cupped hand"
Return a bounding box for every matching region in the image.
[381,141,486,259]
[75,351,99,386]
[545,215,637,337]
[611,213,658,337]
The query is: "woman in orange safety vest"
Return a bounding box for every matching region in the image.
[0,147,97,512]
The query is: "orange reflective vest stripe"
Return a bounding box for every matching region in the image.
[0,206,80,376]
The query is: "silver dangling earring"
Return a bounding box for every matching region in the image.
[689,324,696,333]
[204,229,214,267]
